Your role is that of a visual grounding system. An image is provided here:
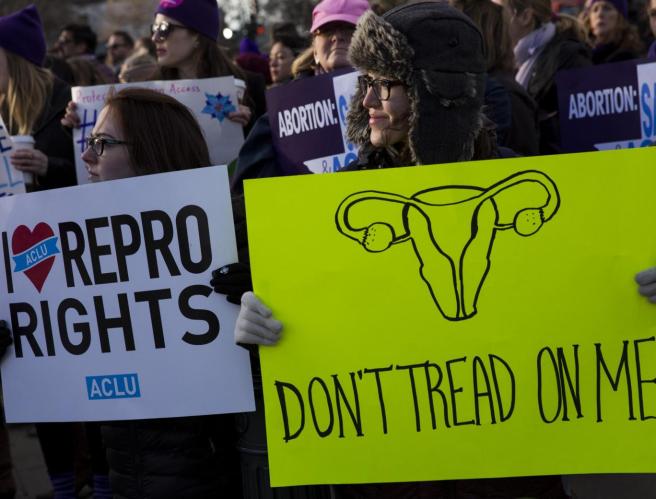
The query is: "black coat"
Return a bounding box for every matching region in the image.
[525,28,592,154]
[591,41,641,65]
[33,77,77,190]
[490,70,540,157]
[101,415,240,499]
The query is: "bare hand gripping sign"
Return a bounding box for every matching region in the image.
[335,171,560,320]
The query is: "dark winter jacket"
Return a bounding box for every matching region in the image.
[484,75,512,145]
[490,70,540,157]
[231,113,284,195]
[101,415,240,499]
[32,77,77,190]
[591,41,641,65]
[524,27,592,154]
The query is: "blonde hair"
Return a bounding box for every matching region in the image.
[291,46,317,77]
[1,51,53,135]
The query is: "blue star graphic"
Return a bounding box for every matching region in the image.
[201,92,237,122]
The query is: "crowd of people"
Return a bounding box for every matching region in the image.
[0,0,655,497]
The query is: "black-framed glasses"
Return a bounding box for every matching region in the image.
[358,75,405,101]
[151,21,189,41]
[85,135,130,156]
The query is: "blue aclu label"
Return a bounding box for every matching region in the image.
[12,236,60,272]
[86,373,141,400]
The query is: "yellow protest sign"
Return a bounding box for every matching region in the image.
[244,148,656,487]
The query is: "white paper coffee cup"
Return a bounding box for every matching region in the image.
[10,135,35,184]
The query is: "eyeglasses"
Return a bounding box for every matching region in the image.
[358,75,405,101]
[84,135,130,156]
[107,43,129,50]
[151,21,189,41]
[314,23,355,38]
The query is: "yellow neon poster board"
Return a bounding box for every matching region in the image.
[244,148,656,487]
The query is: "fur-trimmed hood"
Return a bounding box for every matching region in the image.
[347,2,487,165]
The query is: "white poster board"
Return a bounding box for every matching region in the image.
[0,166,254,422]
[72,77,245,184]
[0,117,27,196]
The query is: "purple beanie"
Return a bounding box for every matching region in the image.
[239,37,260,55]
[588,0,628,18]
[156,0,219,41]
[0,4,46,67]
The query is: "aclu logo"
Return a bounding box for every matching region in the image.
[86,373,141,400]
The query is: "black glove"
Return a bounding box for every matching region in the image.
[0,321,12,359]
[210,262,253,305]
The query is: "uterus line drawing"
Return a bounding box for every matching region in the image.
[335,170,560,321]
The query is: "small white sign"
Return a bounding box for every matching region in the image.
[0,166,254,422]
[72,78,245,184]
[0,117,27,196]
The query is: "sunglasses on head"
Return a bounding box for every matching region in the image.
[151,21,190,41]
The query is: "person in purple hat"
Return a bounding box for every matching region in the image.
[229,0,369,190]
[63,0,266,133]
[0,4,76,191]
[152,0,265,128]
[579,0,643,63]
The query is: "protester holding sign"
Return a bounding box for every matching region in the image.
[505,0,591,154]
[578,0,644,64]
[63,0,266,134]
[153,0,265,128]
[76,87,242,498]
[0,5,76,191]
[231,0,368,188]
[233,3,568,498]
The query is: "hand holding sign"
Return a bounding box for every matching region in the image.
[61,100,81,128]
[234,292,282,346]
[635,267,656,302]
[210,262,252,305]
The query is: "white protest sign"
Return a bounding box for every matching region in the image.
[0,116,27,196]
[0,166,254,422]
[72,78,245,184]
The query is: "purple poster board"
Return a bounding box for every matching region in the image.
[557,58,656,152]
[266,69,359,174]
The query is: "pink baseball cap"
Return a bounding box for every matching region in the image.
[310,0,369,33]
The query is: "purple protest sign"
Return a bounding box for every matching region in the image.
[267,69,359,174]
[556,59,654,152]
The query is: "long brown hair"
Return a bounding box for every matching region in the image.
[0,50,53,135]
[104,87,210,176]
[452,0,515,72]
[158,37,254,111]
[159,37,246,80]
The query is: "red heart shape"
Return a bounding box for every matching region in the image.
[12,223,57,292]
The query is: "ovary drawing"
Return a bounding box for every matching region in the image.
[335,170,560,321]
